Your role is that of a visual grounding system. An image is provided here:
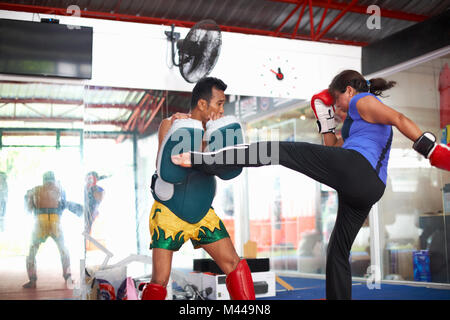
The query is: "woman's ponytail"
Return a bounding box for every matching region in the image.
[368,78,397,97]
[329,70,396,97]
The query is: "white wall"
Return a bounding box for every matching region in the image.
[0,9,361,99]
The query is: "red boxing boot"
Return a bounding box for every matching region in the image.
[141,283,167,300]
[226,259,256,300]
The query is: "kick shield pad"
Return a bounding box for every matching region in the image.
[157,118,204,184]
[204,115,245,180]
[152,118,216,224]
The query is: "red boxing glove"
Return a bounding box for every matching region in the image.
[413,132,450,171]
[429,143,450,171]
[311,89,336,133]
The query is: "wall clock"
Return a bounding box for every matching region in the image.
[259,55,302,98]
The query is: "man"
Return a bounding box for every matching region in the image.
[84,171,105,235]
[23,171,72,289]
[142,77,255,300]
[0,172,8,232]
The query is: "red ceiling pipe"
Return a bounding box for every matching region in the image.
[316,0,331,35]
[140,96,165,134]
[291,0,307,39]
[0,80,148,93]
[134,90,155,132]
[0,2,367,46]
[277,31,367,46]
[113,0,122,14]
[137,95,156,133]
[0,100,139,110]
[0,3,196,26]
[85,120,128,126]
[314,0,358,41]
[0,1,428,24]
[0,116,81,122]
[0,116,129,126]
[308,0,315,39]
[122,93,150,131]
[85,104,137,110]
[116,92,151,143]
[269,0,429,22]
[0,132,135,139]
[0,98,84,105]
[128,98,149,131]
[275,0,303,35]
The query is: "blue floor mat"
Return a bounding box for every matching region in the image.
[257,276,450,300]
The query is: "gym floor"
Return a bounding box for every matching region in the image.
[1,262,449,300]
[258,276,450,300]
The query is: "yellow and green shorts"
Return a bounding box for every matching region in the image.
[149,201,230,251]
[33,213,62,243]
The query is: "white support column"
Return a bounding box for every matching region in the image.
[235,170,250,257]
[368,203,382,288]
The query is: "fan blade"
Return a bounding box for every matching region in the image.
[178,20,222,83]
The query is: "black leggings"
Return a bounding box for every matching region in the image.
[191,141,386,300]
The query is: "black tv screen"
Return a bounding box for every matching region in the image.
[0,18,92,79]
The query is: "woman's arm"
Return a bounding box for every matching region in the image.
[322,133,344,147]
[356,96,450,171]
[356,95,422,141]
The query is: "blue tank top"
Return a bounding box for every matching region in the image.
[341,92,392,185]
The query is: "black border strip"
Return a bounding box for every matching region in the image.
[362,9,450,76]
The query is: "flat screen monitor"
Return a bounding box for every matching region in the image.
[0,18,93,79]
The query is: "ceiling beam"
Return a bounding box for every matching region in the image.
[0,116,127,126]
[0,2,367,46]
[0,131,134,139]
[308,0,315,39]
[0,99,142,110]
[275,0,303,34]
[0,98,83,105]
[0,1,428,23]
[316,0,331,35]
[139,95,165,134]
[0,116,80,123]
[269,0,429,22]
[290,0,307,39]
[314,0,358,41]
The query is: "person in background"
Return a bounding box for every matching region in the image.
[0,172,8,232]
[23,171,72,289]
[84,171,105,235]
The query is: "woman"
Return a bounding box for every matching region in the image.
[171,70,449,299]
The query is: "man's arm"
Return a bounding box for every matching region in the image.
[24,188,35,213]
[156,118,172,167]
[156,113,192,167]
[59,188,67,211]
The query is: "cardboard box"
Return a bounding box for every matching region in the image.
[187,271,276,300]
